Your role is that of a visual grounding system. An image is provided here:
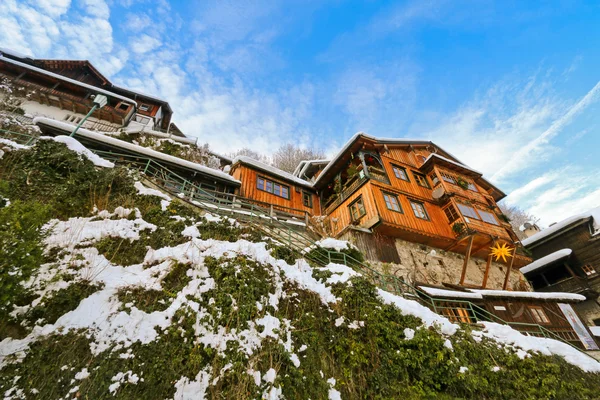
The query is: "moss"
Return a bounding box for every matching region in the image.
[26,281,104,325]
[267,241,300,264]
[118,262,192,313]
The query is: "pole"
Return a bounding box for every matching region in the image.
[70,104,98,137]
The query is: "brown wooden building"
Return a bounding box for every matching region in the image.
[521,208,600,327]
[230,156,320,222]
[418,285,599,350]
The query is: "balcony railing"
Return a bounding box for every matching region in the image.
[324,174,368,215]
[538,275,597,294]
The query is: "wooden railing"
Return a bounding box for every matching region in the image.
[324,175,368,215]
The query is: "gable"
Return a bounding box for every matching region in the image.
[33,60,111,87]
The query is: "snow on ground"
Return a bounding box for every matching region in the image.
[134,181,171,210]
[314,238,357,252]
[0,138,29,150]
[47,135,114,168]
[474,322,600,373]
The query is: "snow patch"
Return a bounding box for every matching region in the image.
[48,135,114,168]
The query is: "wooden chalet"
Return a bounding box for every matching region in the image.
[0,48,175,133]
[230,156,320,223]
[418,285,599,350]
[521,207,600,328]
[294,133,530,286]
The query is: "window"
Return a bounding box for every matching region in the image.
[382,192,402,212]
[467,182,478,192]
[302,191,312,208]
[412,172,430,188]
[582,265,597,276]
[349,197,366,221]
[457,203,480,220]
[410,201,429,220]
[429,173,440,186]
[477,209,499,225]
[528,306,550,324]
[444,205,460,223]
[440,172,456,184]
[139,103,152,112]
[392,165,409,181]
[118,102,129,111]
[134,114,152,125]
[257,176,290,199]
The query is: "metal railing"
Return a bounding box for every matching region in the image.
[0,127,593,356]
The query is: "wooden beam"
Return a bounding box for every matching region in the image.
[481,242,495,289]
[502,248,516,290]
[445,234,471,252]
[470,237,495,256]
[459,235,474,286]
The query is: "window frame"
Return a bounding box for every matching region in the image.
[391,164,410,182]
[456,203,481,220]
[412,171,431,188]
[477,209,499,225]
[139,103,152,112]
[528,306,551,325]
[582,265,597,276]
[349,197,367,222]
[302,191,313,208]
[443,204,460,223]
[410,200,430,221]
[256,176,290,200]
[382,191,403,213]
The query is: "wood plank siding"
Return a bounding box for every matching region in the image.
[231,164,320,217]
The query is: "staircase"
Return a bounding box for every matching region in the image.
[0,128,593,356]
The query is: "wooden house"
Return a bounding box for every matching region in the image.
[298,133,529,289]
[521,207,600,327]
[418,285,599,350]
[230,156,320,223]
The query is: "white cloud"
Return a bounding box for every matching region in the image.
[124,13,152,31]
[491,80,600,182]
[28,0,71,18]
[130,34,162,54]
[80,0,109,19]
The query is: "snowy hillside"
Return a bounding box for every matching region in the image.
[1,138,600,399]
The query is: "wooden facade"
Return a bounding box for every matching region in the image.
[523,213,600,326]
[230,162,320,220]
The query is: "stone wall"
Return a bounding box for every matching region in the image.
[347,233,530,291]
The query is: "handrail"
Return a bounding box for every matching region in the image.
[0,127,591,356]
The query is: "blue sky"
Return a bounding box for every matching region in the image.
[1,0,599,225]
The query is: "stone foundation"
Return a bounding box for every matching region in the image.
[348,234,530,291]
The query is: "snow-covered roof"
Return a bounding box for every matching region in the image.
[0,47,33,60]
[522,206,600,247]
[110,84,170,109]
[590,326,600,337]
[33,117,240,185]
[520,249,573,275]
[421,153,483,176]
[418,286,484,300]
[0,55,138,107]
[295,159,330,179]
[232,155,313,188]
[468,289,585,302]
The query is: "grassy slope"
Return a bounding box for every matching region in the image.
[0,140,599,400]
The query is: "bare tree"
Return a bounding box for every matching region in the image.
[229,148,271,164]
[498,202,539,240]
[272,144,325,173]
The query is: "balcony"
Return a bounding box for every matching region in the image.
[538,275,600,295]
[324,174,368,215]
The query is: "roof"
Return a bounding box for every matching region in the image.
[33,117,240,186]
[418,286,483,300]
[520,249,573,275]
[232,156,313,188]
[294,159,330,179]
[522,206,600,247]
[0,54,138,106]
[0,48,173,113]
[467,289,585,302]
[421,153,483,177]
[310,132,506,199]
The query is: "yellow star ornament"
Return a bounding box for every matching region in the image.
[490,242,513,263]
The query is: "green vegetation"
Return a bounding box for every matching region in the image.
[1,135,600,400]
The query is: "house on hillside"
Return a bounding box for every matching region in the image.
[0,48,237,193]
[521,207,600,328]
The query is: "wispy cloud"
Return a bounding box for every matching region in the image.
[491,80,600,182]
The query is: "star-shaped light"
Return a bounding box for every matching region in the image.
[490,242,513,263]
